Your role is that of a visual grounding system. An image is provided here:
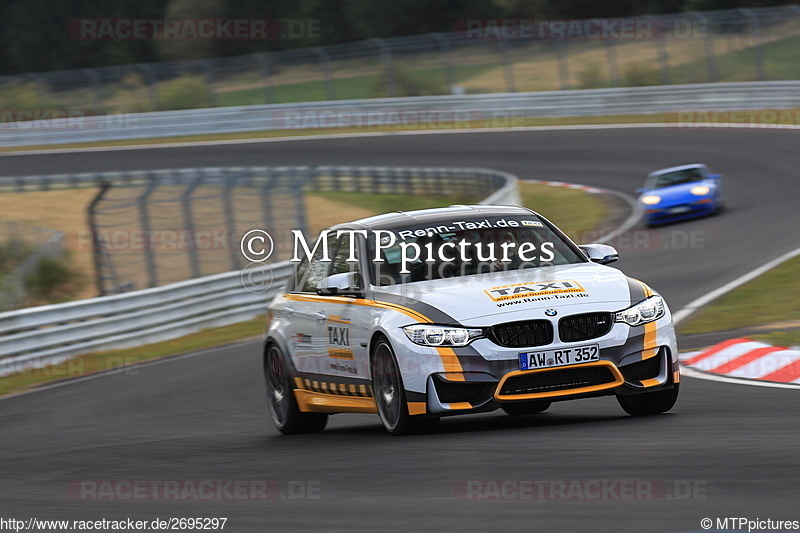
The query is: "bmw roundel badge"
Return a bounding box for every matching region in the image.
[545,309,557,316]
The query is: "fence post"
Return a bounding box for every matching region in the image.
[552,28,571,90]
[498,38,517,93]
[313,47,336,101]
[430,33,456,93]
[87,182,117,295]
[604,33,620,87]
[738,8,767,81]
[195,59,216,107]
[371,38,396,97]
[650,16,672,85]
[221,171,240,271]
[137,63,160,111]
[260,169,277,248]
[690,12,718,82]
[80,68,104,116]
[138,179,160,288]
[253,53,275,104]
[181,175,202,279]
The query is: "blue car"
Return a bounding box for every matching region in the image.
[638,164,725,226]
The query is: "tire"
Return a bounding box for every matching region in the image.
[617,384,680,416]
[371,338,438,435]
[264,343,328,434]
[501,401,551,416]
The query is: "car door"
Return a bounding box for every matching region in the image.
[287,232,337,377]
[318,232,372,379]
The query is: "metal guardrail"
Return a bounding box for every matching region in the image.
[3,81,800,148]
[0,166,519,376]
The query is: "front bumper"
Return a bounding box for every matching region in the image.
[645,201,717,224]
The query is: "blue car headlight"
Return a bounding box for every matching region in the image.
[690,185,711,196]
[614,296,665,326]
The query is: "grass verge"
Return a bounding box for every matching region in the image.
[679,254,800,336]
[0,184,607,397]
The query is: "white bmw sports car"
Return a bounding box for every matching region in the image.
[263,205,679,435]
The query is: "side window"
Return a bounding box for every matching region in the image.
[330,233,362,289]
[296,233,338,293]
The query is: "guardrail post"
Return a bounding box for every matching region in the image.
[738,8,767,81]
[139,179,159,288]
[371,38,397,97]
[690,12,718,82]
[430,33,456,93]
[181,175,202,279]
[253,53,275,104]
[137,63,160,111]
[498,38,517,93]
[313,47,336,101]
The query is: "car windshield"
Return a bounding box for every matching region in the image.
[366,215,585,286]
[652,168,705,188]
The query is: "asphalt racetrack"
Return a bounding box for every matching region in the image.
[1,127,799,532]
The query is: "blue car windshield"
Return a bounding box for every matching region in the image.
[653,168,705,188]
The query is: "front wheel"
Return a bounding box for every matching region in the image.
[617,384,679,416]
[371,338,438,435]
[264,344,328,434]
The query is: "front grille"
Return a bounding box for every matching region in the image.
[499,365,617,396]
[433,377,490,404]
[487,320,553,348]
[620,352,662,382]
[558,312,613,342]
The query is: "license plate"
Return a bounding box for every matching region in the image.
[667,206,691,214]
[518,344,599,371]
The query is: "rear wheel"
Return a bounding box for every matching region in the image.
[371,338,438,435]
[617,384,679,416]
[501,401,551,416]
[264,344,328,434]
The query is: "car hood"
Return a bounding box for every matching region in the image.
[643,181,711,205]
[374,263,644,324]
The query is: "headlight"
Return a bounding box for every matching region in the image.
[614,296,665,326]
[403,325,483,347]
[690,185,711,196]
[641,195,661,205]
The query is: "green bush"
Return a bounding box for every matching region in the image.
[370,65,445,98]
[0,238,30,274]
[158,75,213,110]
[0,82,44,121]
[24,256,73,298]
[576,62,608,89]
[622,62,662,87]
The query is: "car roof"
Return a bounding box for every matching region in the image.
[330,204,536,231]
[648,163,708,178]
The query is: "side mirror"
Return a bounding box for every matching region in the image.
[636,188,647,195]
[316,272,363,297]
[579,244,619,265]
[707,173,721,180]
